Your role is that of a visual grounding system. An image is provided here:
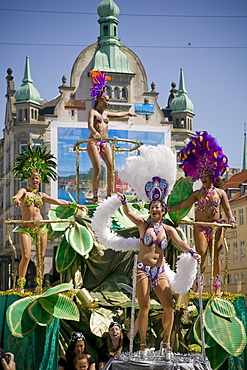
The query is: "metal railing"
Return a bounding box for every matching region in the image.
[73,137,142,202]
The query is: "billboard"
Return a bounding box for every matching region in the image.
[50,121,169,203]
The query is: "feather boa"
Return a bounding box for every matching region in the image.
[91,194,197,295]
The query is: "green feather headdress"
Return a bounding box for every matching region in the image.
[13,145,58,184]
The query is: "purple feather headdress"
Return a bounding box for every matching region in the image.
[178,131,229,181]
[90,70,111,108]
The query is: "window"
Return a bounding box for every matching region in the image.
[239,208,244,226]
[0,156,3,177]
[19,140,28,153]
[6,182,11,209]
[227,243,231,263]
[232,210,237,222]
[33,140,43,148]
[114,87,120,99]
[234,273,239,283]
[106,86,112,98]
[103,25,108,36]
[242,272,246,283]
[122,88,128,100]
[6,147,11,172]
[233,242,238,262]
[227,274,231,284]
[0,190,3,212]
[18,109,22,121]
[240,240,245,261]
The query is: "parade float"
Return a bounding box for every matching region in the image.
[1,139,246,370]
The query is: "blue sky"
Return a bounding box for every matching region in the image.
[0,0,246,169]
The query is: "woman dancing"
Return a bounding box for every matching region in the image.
[12,145,87,293]
[92,144,201,351]
[169,131,237,296]
[88,70,136,204]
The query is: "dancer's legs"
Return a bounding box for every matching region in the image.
[208,227,224,296]
[194,226,208,292]
[136,271,150,349]
[18,233,32,292]
[102,143,113,197]
[154,277,174,348]
[87,142,102,203]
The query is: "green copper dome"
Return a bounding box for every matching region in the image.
[171,68,194,114]
[97,0,120,18]
[14,56,40,105]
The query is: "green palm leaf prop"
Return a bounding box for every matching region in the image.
[55,236,77,273]
[112,202,149,229]
[204,299,246,357]
[39,295,79,321]
[47,205,76,239]
[67,222,93,257]
[193,298,247,368]
[28,300,54,326]
[7,296,37,337]
[7,283,79,337]
[167,177,193,222]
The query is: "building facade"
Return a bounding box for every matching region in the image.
[0,0,195,285]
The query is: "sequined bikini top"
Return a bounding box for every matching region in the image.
[197,187,220,214]
[23,188,43,208]
[95,115,109,125]
[140,221,168,250]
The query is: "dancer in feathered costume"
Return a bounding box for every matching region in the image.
[92,144,201,351]
[12,145,87,293]
[87,70,136,204]
[169,131,237,296]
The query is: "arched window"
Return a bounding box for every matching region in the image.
[113,25,116,37]
[103,25,108,36]
[114,87,120,99]
[24,109,28,121]
[31,109,34,119]
[106,86,112,98]
[122,87,128,99]
[18,109,22,121]
[35,110,38,120]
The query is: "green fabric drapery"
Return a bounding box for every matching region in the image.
[0,294,60,370]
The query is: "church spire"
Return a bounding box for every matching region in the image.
[242,122,247,171]
[92,0,133,74]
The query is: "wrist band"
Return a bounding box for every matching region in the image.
[12,196,18,202]
[229,217,236,223]
[121,195,127,205]
[188,248,196,256]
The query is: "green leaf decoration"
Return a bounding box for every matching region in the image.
[67,222,93,256]
[39,295,80,321]
[167,177,193,222]
[55,236,77,273]
[47,205,76,239]
[27,300,54,326]
[205,343,229,370]
[7,296,37,337]
[112,202,149,229]
[7,283,78,337]
[204,299,246,357]
[210,297,236,318]
[193,315,217,348]
[193,298,247,359]
[90,308,114,337]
